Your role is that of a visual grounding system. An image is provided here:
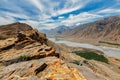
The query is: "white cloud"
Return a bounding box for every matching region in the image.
[37,12,103,30]
[0,16,16,25]
[53,3,80,16]
[52,6,82,16]
[58,16,64,19]
[61,12,103,26]
[98,8,120,14]
[0,0,120,30]
[29,0,44,12]
[0,0,27,14]
[51,0,93,16]
[37,22,61,30]
[29,0,92,17]
[27,0,96,29]
[1,11,29,19]
[20,20,39,28]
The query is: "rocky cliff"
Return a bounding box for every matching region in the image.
[0,23,87,80]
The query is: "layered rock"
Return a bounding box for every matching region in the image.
[0,22,33,40]
[0,23,87,80]
[0,57,87,80]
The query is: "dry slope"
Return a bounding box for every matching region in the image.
[64,15,120,43]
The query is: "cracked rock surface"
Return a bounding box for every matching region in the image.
[0,23,87,80]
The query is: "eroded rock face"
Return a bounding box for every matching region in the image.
[0,29,56,65]
[16,29,47,45]
[0,25,87,80]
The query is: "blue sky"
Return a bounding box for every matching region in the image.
[0,0,120,30]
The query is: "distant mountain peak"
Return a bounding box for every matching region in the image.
[40,25,72,35]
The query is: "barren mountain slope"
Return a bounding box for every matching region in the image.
[64,15,120,43]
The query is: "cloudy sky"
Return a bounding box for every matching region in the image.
[0,0,120,30]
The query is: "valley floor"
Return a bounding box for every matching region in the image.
[62,37,120,49]
[49,37,120,59]
[53,43,120,80]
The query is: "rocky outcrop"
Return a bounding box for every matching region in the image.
[0,23,87,80]
[0,29,57,65]
[0,22,33,40]
[0,57,87,80]
[16,29,47,45]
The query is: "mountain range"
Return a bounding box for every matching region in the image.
[40,25,72,35]
[64,15,120,43]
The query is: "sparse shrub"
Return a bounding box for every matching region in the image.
[99,41,120,46]
[17,54,30,61]
[3,54,31,66]
[71,60,80,65]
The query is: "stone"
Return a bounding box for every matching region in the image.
[0,23,87,80]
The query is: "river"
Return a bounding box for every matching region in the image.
[49,38,120,59]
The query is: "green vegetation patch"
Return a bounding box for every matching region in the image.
[99,41,120,46]
[75,51,109,64]
[17,54,31,61]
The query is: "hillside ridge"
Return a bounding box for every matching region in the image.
[64,15,120,43]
